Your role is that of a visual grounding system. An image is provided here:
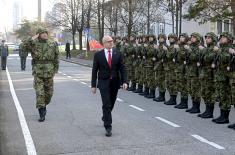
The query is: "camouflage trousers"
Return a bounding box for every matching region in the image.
[176,72,188,99]
[230,77,235,106]
[155,70,165,93]
[135,65,143,84]
[201,77,215,105]
[187,76,201,102]
[127,65,136,83]
[165,69,177,95]
[34,76,54,108]
[146,66,155,89]
[216,78,231,110]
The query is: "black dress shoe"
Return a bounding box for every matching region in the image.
[105,129,112,137]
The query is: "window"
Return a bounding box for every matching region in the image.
[159,23,165,34]
[217,20,222,34]
[224,20,230,32]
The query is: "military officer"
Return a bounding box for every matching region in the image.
[198,32,218,118]
[164,33,179,105]
[174,33,190,109]
[185,32,203,114]
[23,27,59,122]
[153,34,167,102]
[212,32,232,124]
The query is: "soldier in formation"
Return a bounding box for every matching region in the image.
[117,31,235,130]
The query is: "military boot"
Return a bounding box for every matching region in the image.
[38,107,46,122]
[186,101,200,114]
[198,105,214,118]
[133,84,143,93]
[153,91,165,102]
[212,109,230,124]
[228,123,235,130]
[146,89,155,98]
[128,83,136,91]
[144,87,150,97]
[164,95,177,105]
[139,87,149,96]
[174,98,188,109]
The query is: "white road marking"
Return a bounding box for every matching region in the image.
[6,67,37,155]
[129,105,145,111]
[15,88,34,91]
[67,76,72,78]
[117,98,124,102]
[191,134,225,150]
[81,82,87,85]
[89,86,91,88]
[73,79,80,81]
[63,73,67,76]
[8,58,14,60]
[155,117,181,128]
[58,71,62,74]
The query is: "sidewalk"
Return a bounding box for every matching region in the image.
[60,56,93,68]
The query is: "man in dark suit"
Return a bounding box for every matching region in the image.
[91,35,128,137]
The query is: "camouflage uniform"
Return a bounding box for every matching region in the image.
[145,35,157,98]
[164,33,178,105]
[23,27,59,121]
[198,32,218,118]
[114,36,122,51]
[133,36,144,94]
[185,32,203,114]
[120,37,129,79]
[153,34,167,102]
[212,32,232,124]
[127,34,137,91]
[174,33,190,109]
[139,36,150,96]
[19,42,29,71]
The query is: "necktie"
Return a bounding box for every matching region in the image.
[108,50,112,69]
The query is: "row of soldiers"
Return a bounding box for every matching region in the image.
[113,32,235,130]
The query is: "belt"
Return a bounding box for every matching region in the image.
[34,60,54,64]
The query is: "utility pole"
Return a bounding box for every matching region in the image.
[38,0,41,22]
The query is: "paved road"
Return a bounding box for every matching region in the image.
[0,54,235,155]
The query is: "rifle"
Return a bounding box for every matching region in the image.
[162,48,167,63]
[173,48,178,63]
[183,48,190,74]
[227,53,235,72]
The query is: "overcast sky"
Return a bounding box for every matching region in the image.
[0,0,55,32]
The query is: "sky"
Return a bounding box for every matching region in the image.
[0,0,56,32]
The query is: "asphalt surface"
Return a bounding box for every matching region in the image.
[0,54,235,155]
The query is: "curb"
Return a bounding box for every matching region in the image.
[60,58,92,68]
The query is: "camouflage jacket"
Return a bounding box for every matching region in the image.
[19,43,29,57]
[214,44,231,81]
[146,43,156,68]
[200,44,216,79]
[186,43,202,77]
[164,44,177,71]
[153,44,166,71]
[23,38,59,78]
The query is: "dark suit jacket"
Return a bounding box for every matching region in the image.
[91,48,127,89]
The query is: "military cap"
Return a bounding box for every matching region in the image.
[168,33,178,40]
[220,32,233,42]
[191,32,202,42]
[179,33,189,41]
[36,27,48,34]
[205,32,218,42]
[158,34,167,40]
